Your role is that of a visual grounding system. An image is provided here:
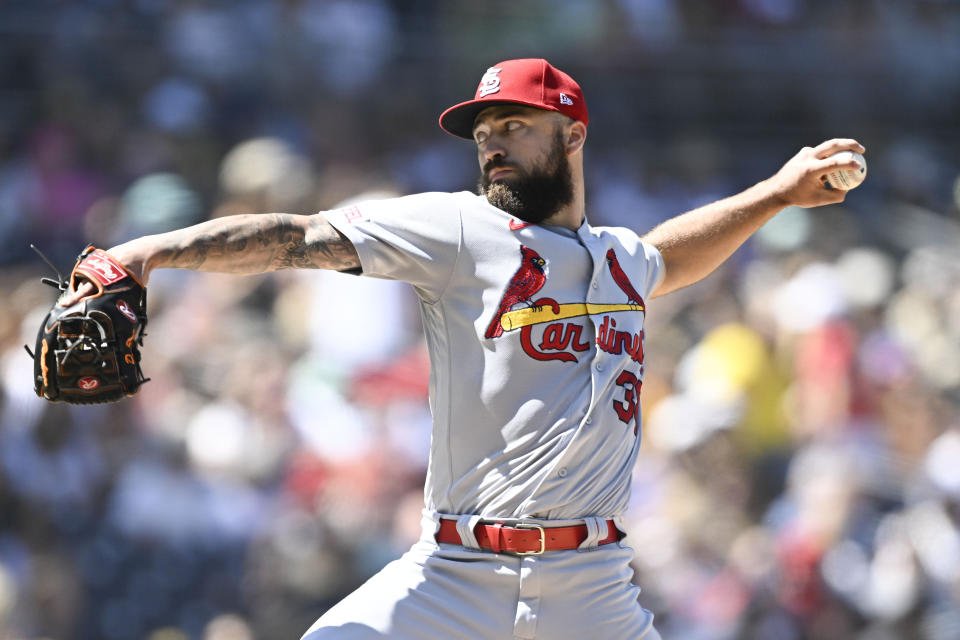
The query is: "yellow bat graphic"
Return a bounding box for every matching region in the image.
[500,303,644,332]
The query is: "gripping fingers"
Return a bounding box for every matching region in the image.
[816,153,863,175]
[812,138,865,159]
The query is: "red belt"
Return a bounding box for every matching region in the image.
[435,518,620,555]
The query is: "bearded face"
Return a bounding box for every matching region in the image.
[478,128,574,225]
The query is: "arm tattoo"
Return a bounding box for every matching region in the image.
[153,213,361,274]
[278,214,361,271]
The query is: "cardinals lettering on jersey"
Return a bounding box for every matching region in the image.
[485,243,648,369]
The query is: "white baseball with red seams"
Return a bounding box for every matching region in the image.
[300,191,664,639]
[824,150,867,190]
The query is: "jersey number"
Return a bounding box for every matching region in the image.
[613,369,641,435]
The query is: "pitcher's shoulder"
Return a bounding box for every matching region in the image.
[586,224,645,251]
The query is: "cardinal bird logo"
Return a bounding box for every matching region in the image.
[606,249,644,306]
[485,245,547,339]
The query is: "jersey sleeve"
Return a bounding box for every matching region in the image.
[324,192,463,302]
[600,226,666,299]
[638,241,666,298]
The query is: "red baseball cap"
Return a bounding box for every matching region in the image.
[439,59,588,140]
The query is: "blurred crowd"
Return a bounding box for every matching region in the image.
[1,1,959,639]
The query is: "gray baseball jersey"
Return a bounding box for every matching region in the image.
[325,191,664,520]
[308,190,664,640]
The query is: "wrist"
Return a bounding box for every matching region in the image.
[752,176,793,210]
[107,238,154,285]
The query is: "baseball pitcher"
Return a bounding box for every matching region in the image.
[51,59,864,639]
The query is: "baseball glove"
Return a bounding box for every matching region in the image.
[29,245,149,404]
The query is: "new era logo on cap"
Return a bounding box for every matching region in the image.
[439,59,589,139]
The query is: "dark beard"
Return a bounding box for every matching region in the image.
[478,130,574,224]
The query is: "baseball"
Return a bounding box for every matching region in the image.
[824,150,867,190]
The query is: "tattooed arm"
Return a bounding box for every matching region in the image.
[106,213,360,286]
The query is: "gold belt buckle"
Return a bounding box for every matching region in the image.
[514,523,546,555]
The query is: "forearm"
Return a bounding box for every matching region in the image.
[642,179,785,296]
[643,139,865,297]
[109,213,360,283]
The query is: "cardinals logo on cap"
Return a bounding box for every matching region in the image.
[477,67,503,98]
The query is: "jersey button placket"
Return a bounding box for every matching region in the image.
[581,235,602,300]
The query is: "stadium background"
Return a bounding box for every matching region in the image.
[0,1,959,638]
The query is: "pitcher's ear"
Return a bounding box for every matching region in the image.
[565,120,587,154]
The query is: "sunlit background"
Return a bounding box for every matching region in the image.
[1,1,959,639]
